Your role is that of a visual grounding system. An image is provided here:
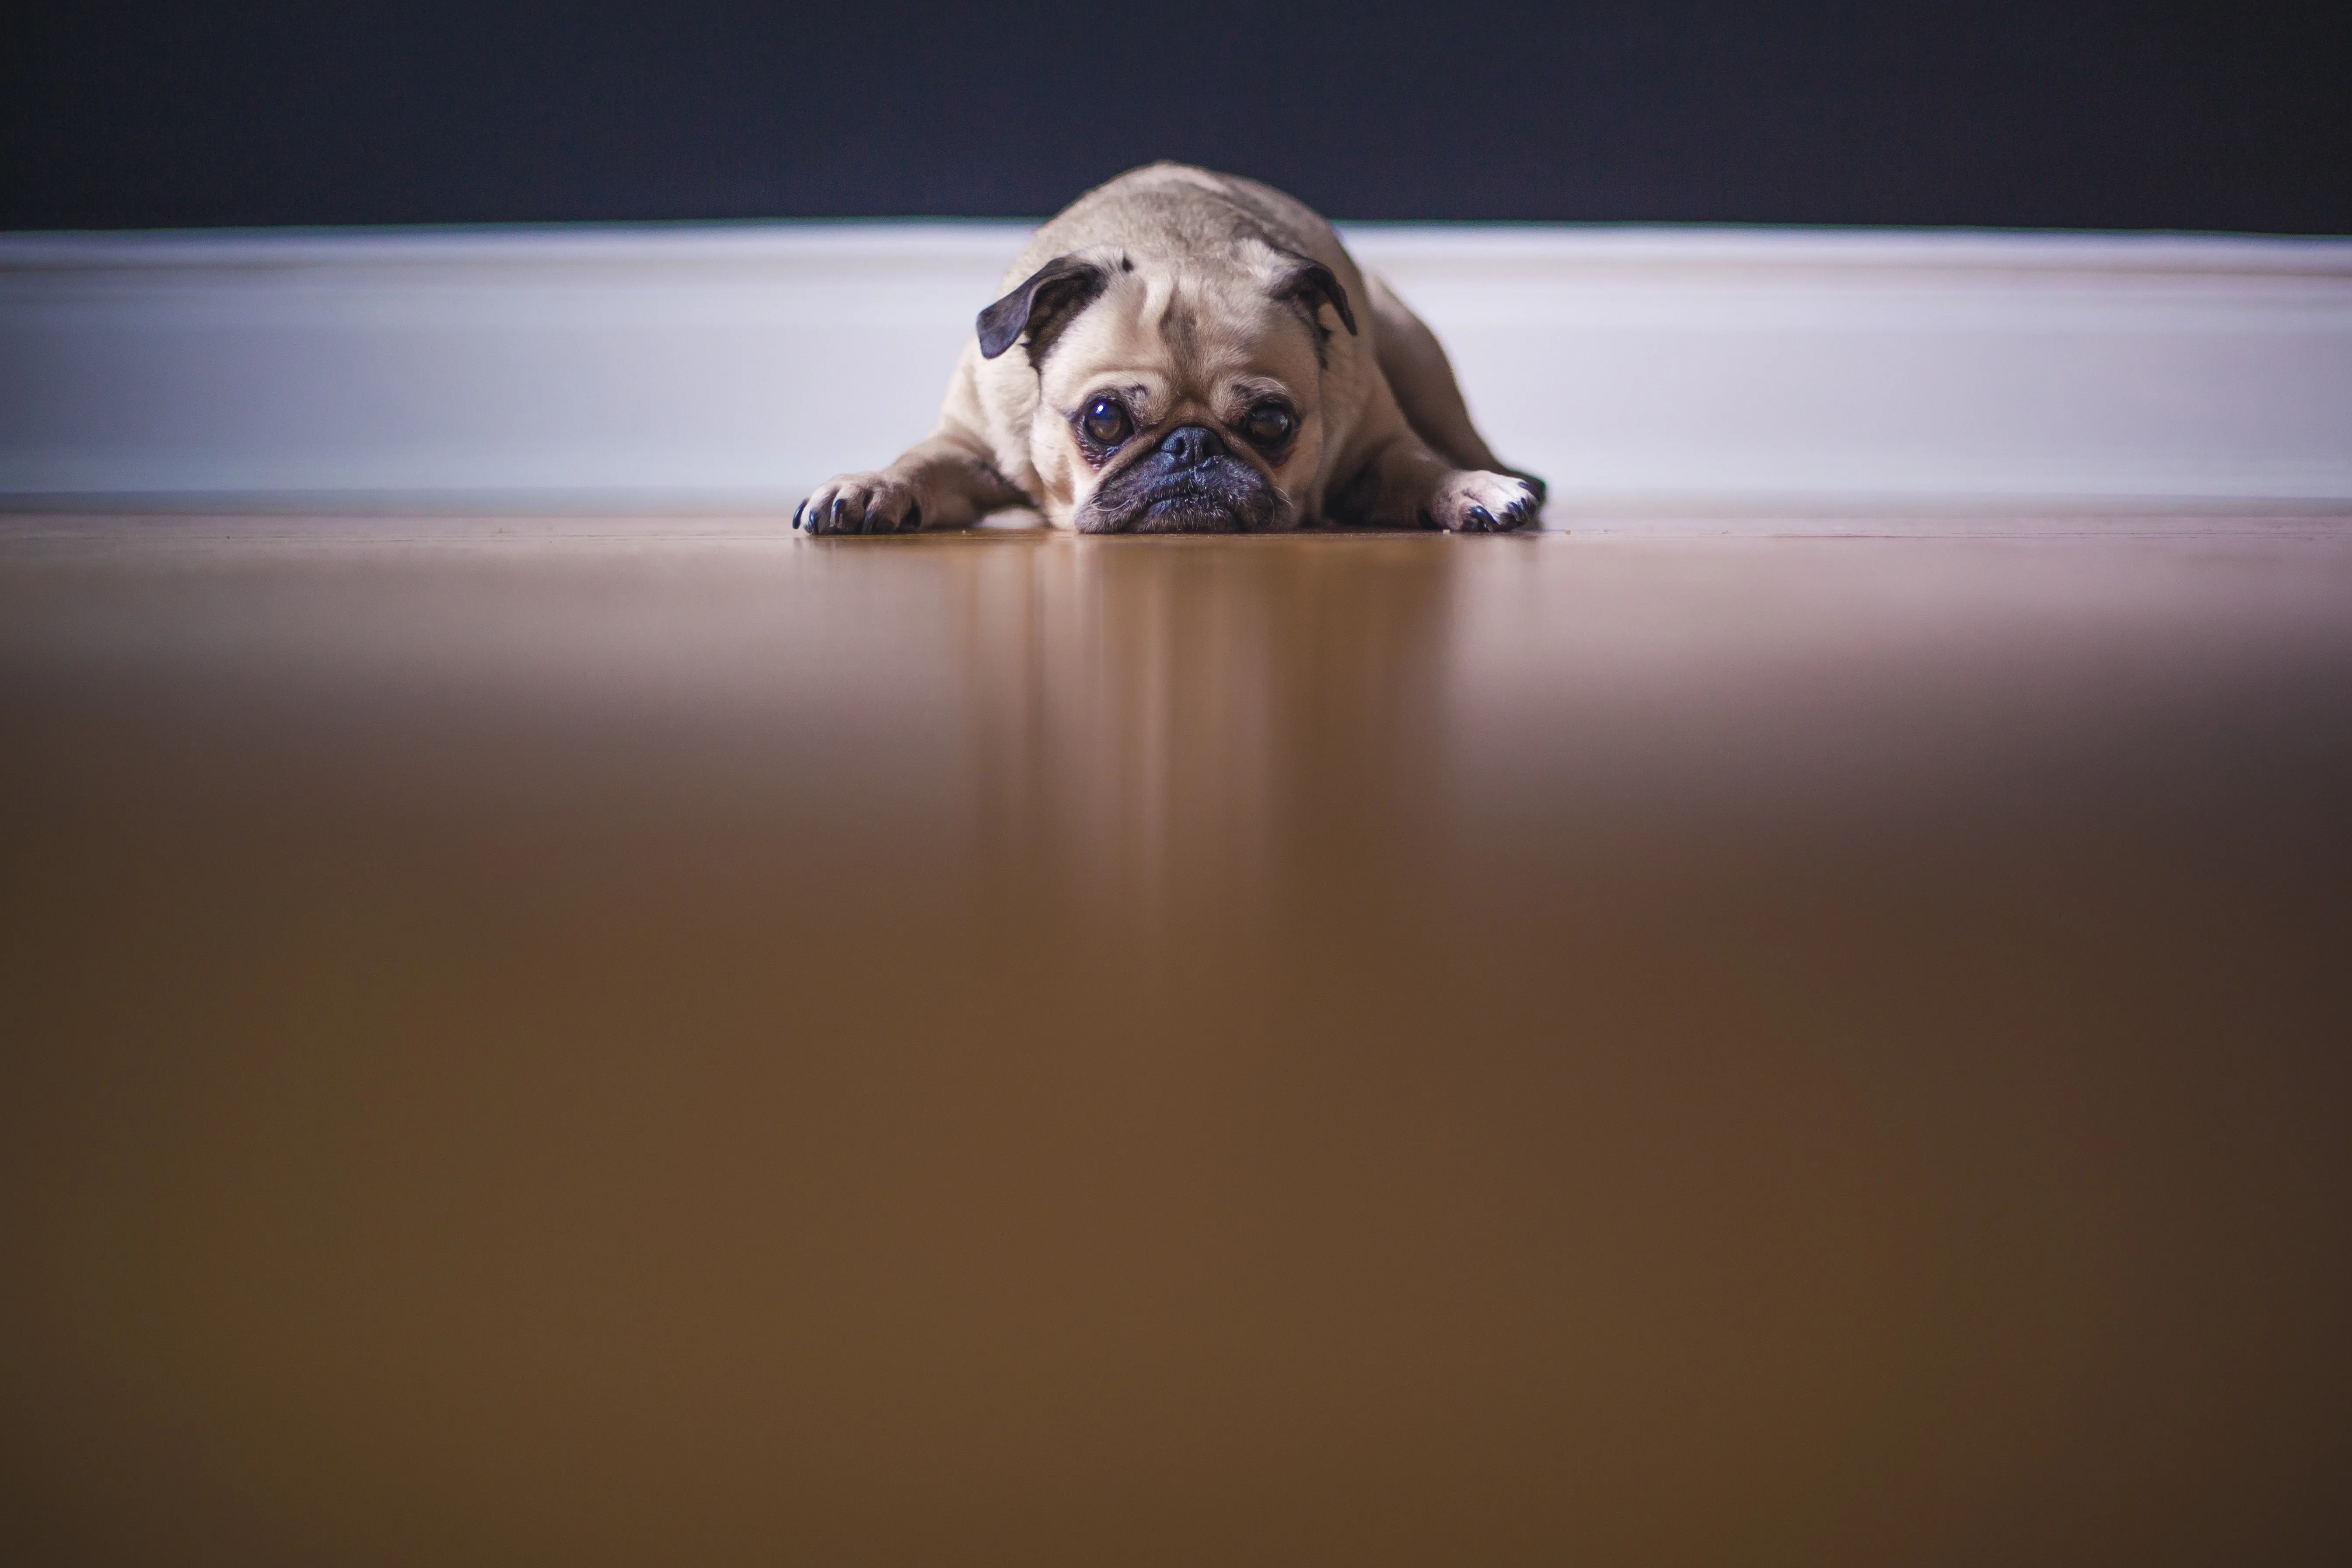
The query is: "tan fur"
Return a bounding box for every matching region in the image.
[798,163,1541,535]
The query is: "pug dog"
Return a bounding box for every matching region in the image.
[796,162,1543,535]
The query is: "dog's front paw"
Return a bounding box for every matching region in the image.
[796,472,925,535]
[1427,471,1539,533]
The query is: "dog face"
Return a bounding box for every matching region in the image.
[977,243,1357,533]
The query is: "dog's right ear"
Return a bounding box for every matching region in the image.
[977,254,1110,360]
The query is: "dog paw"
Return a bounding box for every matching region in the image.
[1427,470,1539,533]
[796,472,925,535]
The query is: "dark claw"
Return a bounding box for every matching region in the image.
[792,499,806,530]
[902,501,922,533]
[1466,505,1495,532]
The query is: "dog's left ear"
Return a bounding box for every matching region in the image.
[1273,253,1358,338]
[977,254,1110,359]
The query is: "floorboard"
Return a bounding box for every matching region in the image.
[4,517,2349,1565]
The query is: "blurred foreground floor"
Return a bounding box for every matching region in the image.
[4,516,2350,1566]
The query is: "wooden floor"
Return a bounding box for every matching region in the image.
[5,516,2350,1565]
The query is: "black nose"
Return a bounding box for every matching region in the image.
[1157,424,1227,468]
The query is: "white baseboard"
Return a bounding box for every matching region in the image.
[4,222,2349,510]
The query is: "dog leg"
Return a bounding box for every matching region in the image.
[804,346,1035,534]
[1328,429,1540,533]
[797,432,1026,535]
[1365,272,1546,505]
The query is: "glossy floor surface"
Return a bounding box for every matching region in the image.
[5,517,2351,1565]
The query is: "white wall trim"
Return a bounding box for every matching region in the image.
[6,222,2349,511]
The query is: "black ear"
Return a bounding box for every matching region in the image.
[1275,255,1358,338]
[976,255,1109,359]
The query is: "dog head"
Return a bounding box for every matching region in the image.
[976,240,1357,533]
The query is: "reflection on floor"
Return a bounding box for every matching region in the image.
[5,516,2350,1565]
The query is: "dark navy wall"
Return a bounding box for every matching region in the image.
[4,1,2345,232]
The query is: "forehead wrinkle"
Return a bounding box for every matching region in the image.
[1184,281,1293,403]
[1073,267,1312,419]
[1209,269,1318,373]
[1151,272,1206,384]
[1041,289,1175,405]
[1200,335,1314,418]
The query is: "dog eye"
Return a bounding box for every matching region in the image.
[1240,404,1295,447]
[1082,396,1132,447]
